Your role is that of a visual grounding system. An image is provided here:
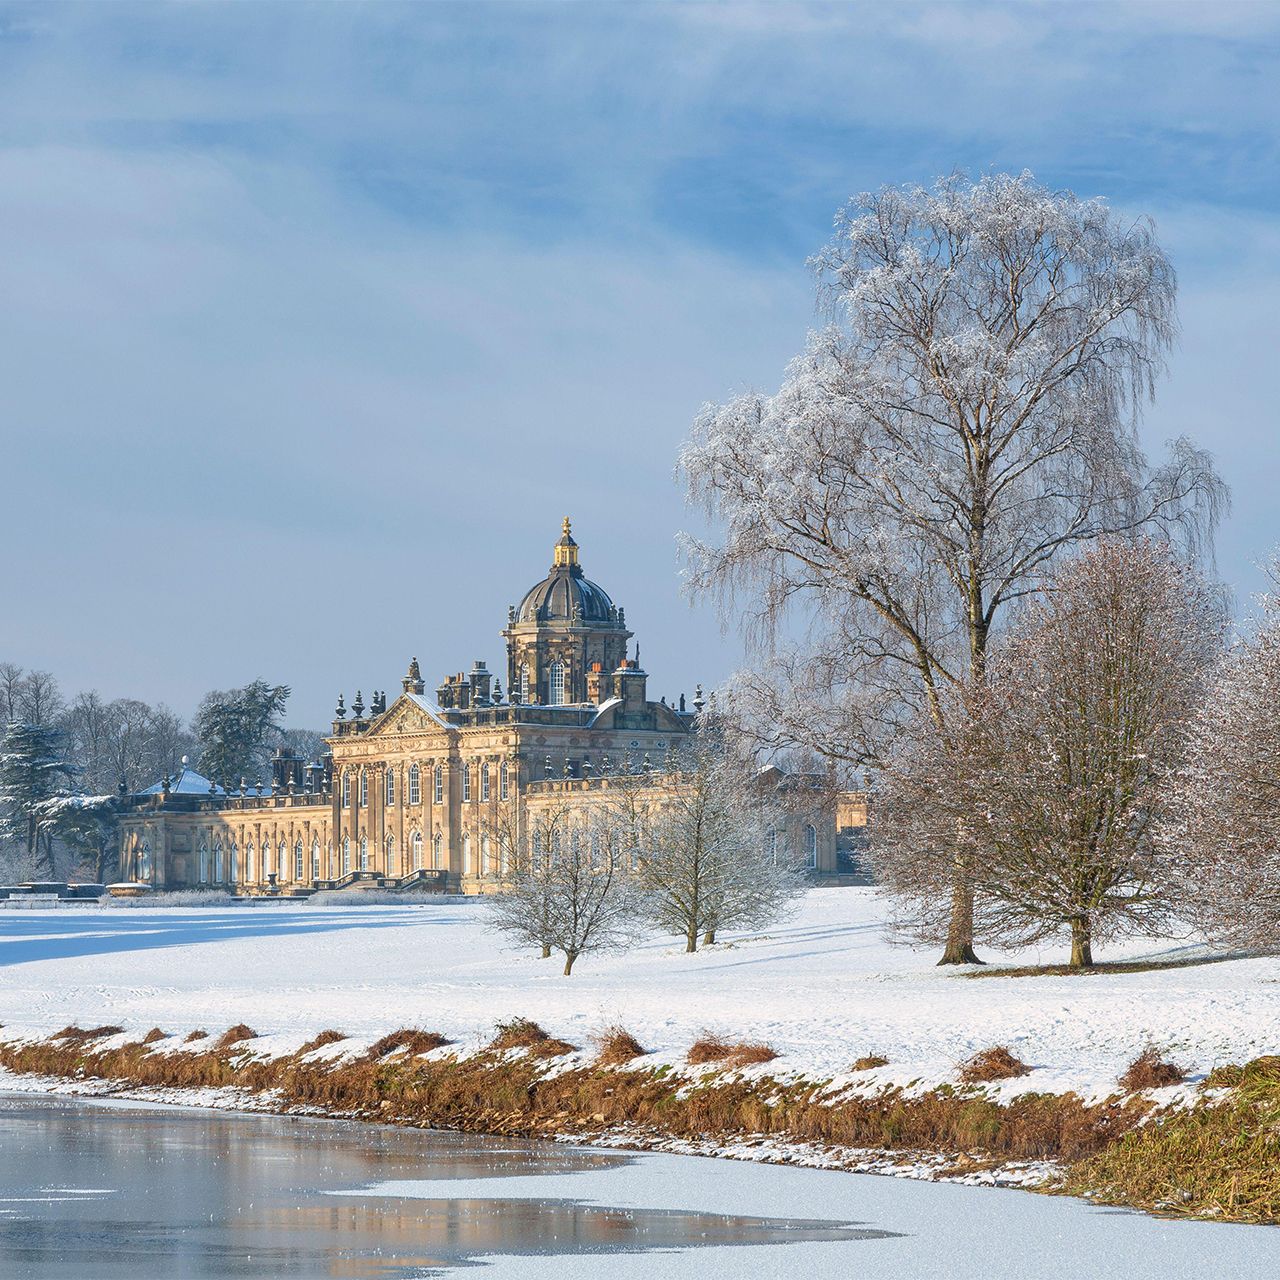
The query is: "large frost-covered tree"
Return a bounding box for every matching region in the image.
[876,540,1221,968]
[0,722,77,877]
[1168,571,1280,951]
[681,171,1225,963]
[192,680,291,786]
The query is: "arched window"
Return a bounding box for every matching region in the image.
[311,838,321,879]
[359,770,368,808]
[804,823,818,869]
[433,765,444,805]
[500,761,509,800]
[385,833,396,874]
[341,772,351,808]
[246,842,255,883]
[408,764,421,806]
[462,834,472,874]
[481,763,490,802]
[214,842,224,883]
[432,832,442,868]
[385,768,395,807]
[138,840,152,882]
[342,836,351,874]
[411,831,423,870]
[518,663,530,704]
[462,763,472,802]
[229,842,239,884]
[548,661,566,705]
[294,838,304,880]
[278,840,289,882]
[360,835,369,871]
[481,835,491,876]
[198,840,209,884]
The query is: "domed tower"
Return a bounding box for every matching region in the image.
[503,518,632,705]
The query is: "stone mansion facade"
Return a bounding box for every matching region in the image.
[117,521,838,894]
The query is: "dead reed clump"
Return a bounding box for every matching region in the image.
[852,1055,889,1072]
[960,1046,1031,1084]
[687,1035,778,1069]
[216,1024,257,1050]
[298,1030,347,1055]
[140,1028,166,1046]
[594,1026,648,1067]
[51,1025,123,1045]
[183,1030,209,1043]
[1119,1046,1185,1091]
[489,1018,576,1058]
[369,1029,450,1059]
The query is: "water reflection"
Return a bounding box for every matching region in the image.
[0,1094,895,1277]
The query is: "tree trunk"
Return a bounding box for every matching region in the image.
[937,875,983,965]
[685,928,698,953]
[563,952,576,976]
[540,943,551,959]
[1069,916,1093,969]
[702,930,716,946]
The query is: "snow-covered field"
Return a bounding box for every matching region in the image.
[0,887,1276,1101]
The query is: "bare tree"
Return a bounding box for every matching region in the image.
[876,539,1221,967]
[0,663,25,725]
[488,794,636,975]
[633,731,804,953]
[1168,567,1280,951]
[681,171,1225,962]
[17,670,64,726]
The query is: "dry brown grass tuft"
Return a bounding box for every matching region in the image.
[688,1035,777,1069]
[489,1018,575,1058]
[595,1026,648,1067]
[960,1046,1031,1084]
[1119,1046,1185,1091]
[140,1028,166,1045]
[852,1055,889,1072]
[298,1029,347,1055]
[369,1029,450,1059]
[183,1030,208,1043]
[53,1025,123,1043]
[216,1024,257,1050]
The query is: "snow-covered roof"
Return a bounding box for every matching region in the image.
[588,697,623,727]
[405,693,451,727]
[139,762,227,797]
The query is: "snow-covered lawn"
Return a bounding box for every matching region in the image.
[0,887,1275,1101]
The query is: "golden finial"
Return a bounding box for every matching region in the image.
[553,515,579,567]
[562,515,572,538]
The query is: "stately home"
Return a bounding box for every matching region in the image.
[117,521,837,894]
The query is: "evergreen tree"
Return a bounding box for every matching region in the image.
[0,722,77,877]
[191,680,291,786]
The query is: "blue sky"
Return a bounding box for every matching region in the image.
[1,1,1278,728]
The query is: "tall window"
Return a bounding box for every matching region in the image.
[360,835,369,871]
[500,761,509,800]
[278,840,289,882]
[481,835,491,876]
[385,769,395,807]
[532,828,544,872]
[462,763,471,802]
[199,841,209,884]
[342,836,351,874]
[341,772,351,808]
[804,823,818,869]
[230,842,239,883]
[548,661,566,705]
[481,763,490,802]
[462,834,472,874]
[359,770,368,808]
[246,842,255,883]
[518,663,530,703]
[295,838,304,880]
[214,842,224,882]
[765,828,778,865]
[433,765,444,805]
[385,833,396,874]
[311,838,321,879]
[432,832,442,868]
[139,840,152,881]
[411,831,423,870]
[408,764,421,806]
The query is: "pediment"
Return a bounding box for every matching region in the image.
[362,694,449,738]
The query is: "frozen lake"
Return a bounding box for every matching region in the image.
[0,1092,1272,1278]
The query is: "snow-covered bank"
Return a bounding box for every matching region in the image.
[0,887,1274,1099]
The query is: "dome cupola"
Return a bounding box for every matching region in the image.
[515,518,618,625]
